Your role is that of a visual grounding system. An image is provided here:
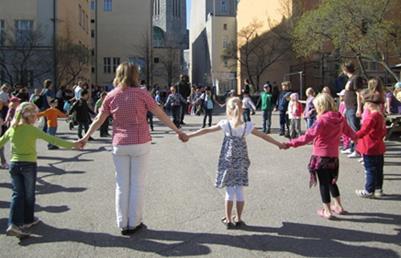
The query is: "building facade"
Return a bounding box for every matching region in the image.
[189,0,237,95]
[90,0,152,88]
[0,0,91,88]
[152,0,188,87]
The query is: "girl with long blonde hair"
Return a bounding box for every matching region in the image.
[0,102,80,238]
[187,97,283,229]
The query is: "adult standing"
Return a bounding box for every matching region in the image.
[73,81,84,101]
[176,74,191,125]
[79,63,187,235]
[385,82,401,114]
[341,61,363,158]
[40,79,54,132]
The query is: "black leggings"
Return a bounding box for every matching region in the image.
[316,169,340,204]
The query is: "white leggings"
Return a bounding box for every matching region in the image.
[225,186,244,202]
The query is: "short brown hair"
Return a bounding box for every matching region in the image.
[342,61,355,74]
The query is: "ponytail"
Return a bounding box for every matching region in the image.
[226,97,243,127]
[10,102,36,128]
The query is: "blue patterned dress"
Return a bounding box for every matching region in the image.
[216,122,250,188]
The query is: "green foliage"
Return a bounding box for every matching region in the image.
[293,0,401,62]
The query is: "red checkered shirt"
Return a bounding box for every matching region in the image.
[100,87,157,145]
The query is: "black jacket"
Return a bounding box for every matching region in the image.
[69,99,95,123]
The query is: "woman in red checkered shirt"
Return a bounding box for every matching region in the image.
[79,63,188,235]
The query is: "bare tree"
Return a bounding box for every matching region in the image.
[56,37,90,89]
[0,24,52,87]
[157,47,181,86]
[223,18,292,92]
[132,33,152,86]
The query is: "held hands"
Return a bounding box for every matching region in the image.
[177,131,189,143]
[279,142,290,150]
[73,140,85,150]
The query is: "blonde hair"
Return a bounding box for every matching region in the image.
[313,93,337,115]
[305,87,315,97]
[281,81,291,88]
[226,97,243,127]
[10,102,38,128]
[113,62,140,88]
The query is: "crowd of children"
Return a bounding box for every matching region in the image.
[0,60,396,239]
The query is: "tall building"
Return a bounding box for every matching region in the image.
[90,0,153,87]
[189,0,237,94]
[0,0,91,88]
[152,0,188,87]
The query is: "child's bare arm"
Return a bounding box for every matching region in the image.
[251,128,284,148]
[188,125,221,139]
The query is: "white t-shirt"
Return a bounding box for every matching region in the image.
[217,119,254,137]
[74,86,82,100]
[0,91,9,104]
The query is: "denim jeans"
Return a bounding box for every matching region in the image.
[171,106,181,128]
[47,126,57,148]
[306,117,316,129]
[279,111,289,134]
[262,109,272,133]
[363,155,384,193]
[345,108,360,152]
[8,162,37,227]
[243,109,251,122]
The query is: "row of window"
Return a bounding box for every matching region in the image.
[103,57,120,73]
[0,19,33,46]
[90,0,112,12]
[154,0,161,16]
[0,69,34,87]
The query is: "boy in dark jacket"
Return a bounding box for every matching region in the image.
[276,81,292,136]
[69,89,95,139]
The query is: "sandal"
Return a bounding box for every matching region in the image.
[317,208,333,220]
[221,217,235,230]
[330,206,347,215]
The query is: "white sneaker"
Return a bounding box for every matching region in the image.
[355,189,374,198]
[347,151,360,158]
[22,217,41,229]
[374,189,383,198]
[6,224,30,238]
[341,148,352,154]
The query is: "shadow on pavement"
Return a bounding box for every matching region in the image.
[0,217,398,257]
[0,201,69,213]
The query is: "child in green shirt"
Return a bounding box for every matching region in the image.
[0,102,81,238]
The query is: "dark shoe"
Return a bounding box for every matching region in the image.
[121,229,130,236]
[221,217,236,230]
[279,132,284,136]
[267,129,271,134]
[126,223,145,235]
[180,121,186,125]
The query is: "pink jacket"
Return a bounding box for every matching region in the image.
[288,111,356,157]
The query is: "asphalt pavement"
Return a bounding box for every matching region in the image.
[0,111,400,258]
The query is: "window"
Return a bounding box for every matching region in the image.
[221,0,227,13]
[223,37,228,48]
[104,0,112,12]
[0,20,4,46]
[154,0,160,16]
[91,49,95,56]
[91,19,95,23]
[154,57,159,63]
[91,67,95,73]
[113,57,120,72]
[173,0,180,17]
[79,5,82,26]
[104,57,111,73]
[91,29,95,38]
[224,58,228,67]
[91,0,96,10]
[223,24,227,30]
[15,20,33,45]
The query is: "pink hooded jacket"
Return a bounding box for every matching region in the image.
[288,111,356,157]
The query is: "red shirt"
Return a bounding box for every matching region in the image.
[356,111,386,155]
[100,87,157,146]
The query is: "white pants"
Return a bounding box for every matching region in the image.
[112,143,150,229]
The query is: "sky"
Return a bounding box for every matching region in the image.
[187,0,191,28]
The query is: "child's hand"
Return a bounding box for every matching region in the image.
[177,131,189,143]
[279,142,289,150]
[73,140,84,150]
